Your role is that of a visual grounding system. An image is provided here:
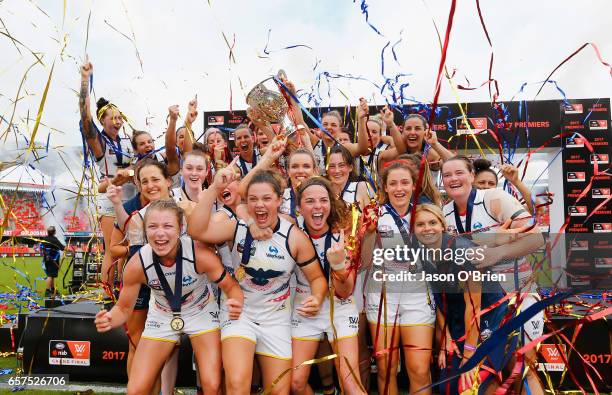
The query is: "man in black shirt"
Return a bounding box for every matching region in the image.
[41,226,65,297]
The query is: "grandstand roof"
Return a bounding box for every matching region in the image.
[0,164,50,192]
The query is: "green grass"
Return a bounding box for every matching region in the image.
[0,256,73,317]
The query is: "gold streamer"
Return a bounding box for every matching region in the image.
[262,354,338,395]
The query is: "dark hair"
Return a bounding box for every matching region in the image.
[143,199,184,227]
[473,158,498,182]
[403,113,429,130]
[135,158,170,181]
[96,97,109,115]
[327,144,355,178]
[131,130,152,150]
[247,169,283,197]
[47,226,56,236]
[380,160,418,204]
[297,176,350,232]
[442,155,475,173]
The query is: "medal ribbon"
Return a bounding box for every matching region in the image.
[453,188,477,234]
[152,242,184,314]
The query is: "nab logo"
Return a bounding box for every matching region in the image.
[592,188,611,198]
[566,172,585,182]
[568,206,587,216]
[593,223,612,233]
[563,103,583,114]
[456,117,488,135]
[566,137,584,148]
[588,119,607,130]
[590,154,609,164]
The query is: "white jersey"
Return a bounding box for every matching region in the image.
[139,235,214,316]
[236,149,261,177]
[443,188,531,291]
[313,140,328,175]
[358,142,388,177]
[228,218,296,325]
[340,181,359,206]
[367,204,428,295]
[215,205,237,271]
[94,129,133,179]
[280,187,298,218]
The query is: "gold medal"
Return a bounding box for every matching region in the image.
[234,265,246,282]
[170,316,184,331]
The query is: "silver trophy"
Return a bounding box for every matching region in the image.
[246,70,297,136]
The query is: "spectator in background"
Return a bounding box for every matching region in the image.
[41,226,65,297]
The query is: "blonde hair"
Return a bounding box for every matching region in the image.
[415,204,447,229]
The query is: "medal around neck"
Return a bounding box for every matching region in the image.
[170,315,184,331]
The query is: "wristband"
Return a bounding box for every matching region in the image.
[329,259,346,271]
[463,343,477,352]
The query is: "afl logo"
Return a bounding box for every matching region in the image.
[236,240,256,255]
[447,225,458,235]
[55,343,65,350]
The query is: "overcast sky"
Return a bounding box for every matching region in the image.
[1,0,611,149]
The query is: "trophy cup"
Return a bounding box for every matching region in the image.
[246,70,297,136]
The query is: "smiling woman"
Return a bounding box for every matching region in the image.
[95,199,243,395]
[188,167,328,394]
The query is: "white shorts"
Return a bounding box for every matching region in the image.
[220,312,292,360]
[141,302,220,343]
[96,194,116,217]
[352,271,367,313]
[365,292,435,327]
[519,293,544,342]
[292,297,359,341]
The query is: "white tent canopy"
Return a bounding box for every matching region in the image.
[0,164,50,192]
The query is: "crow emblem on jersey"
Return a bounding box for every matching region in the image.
[244,267,284,286]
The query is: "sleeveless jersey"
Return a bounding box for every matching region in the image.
[358,142,388,177]
[228,218,297,325]
[442,188,531,290]
[280,187,298,218]
[313,140,328,175]
[369,204,429,295]
[139,235,213,316]
[215,205,237,271]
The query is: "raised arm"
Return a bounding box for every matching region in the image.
[345,98,371,157]
[378,105,407,163]
[94,254,144,332]
[79,57,103,158]
[165,105,181,176]
[237,137,287,198]
[501,164,535,215]
[182,96,198,154]
[188,168,237,244]
[424,129,453,161]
